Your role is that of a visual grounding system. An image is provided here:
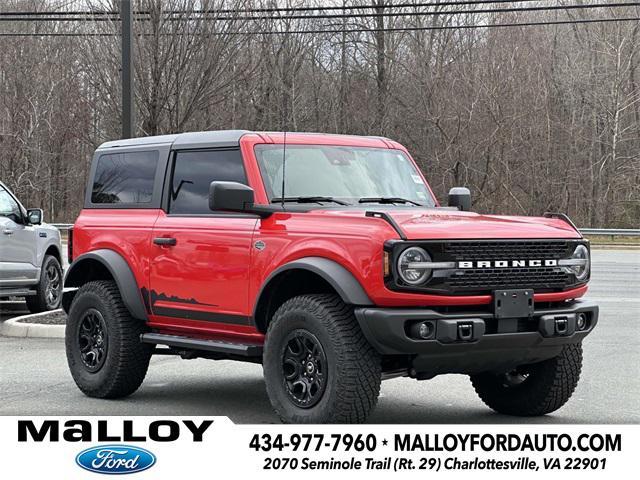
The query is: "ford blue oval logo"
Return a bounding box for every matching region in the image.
[76,445,156,474]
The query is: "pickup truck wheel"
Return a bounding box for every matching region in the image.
[65,280,152,398]
[470,343,582,416]
[263,294,381,424]
[26,255,62,313]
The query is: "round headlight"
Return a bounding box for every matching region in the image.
[571,244,590,281]
[397,247,432,285]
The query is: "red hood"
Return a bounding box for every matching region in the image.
[322,208,581,240]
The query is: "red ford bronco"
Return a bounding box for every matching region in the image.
[63,130,597,423]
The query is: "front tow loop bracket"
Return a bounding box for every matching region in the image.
[539,313,577,337]
[457,323,474,341]
[437,318,485,343]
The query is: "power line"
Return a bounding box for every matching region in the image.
[0,1,552,17]
[1,15,638,37]
[1,2,638,23]
[172,2,640,22]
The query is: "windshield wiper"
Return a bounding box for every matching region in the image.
[358,197,422,206]
[271,196,350,205]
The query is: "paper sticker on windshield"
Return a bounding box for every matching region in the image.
[417,192,427,200]
[411,174,424,184]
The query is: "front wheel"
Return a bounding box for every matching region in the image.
[470,343,582,416]
[26,255,62,313]
[263,294,382,424]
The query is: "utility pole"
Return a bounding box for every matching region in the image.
[121,0,134,138]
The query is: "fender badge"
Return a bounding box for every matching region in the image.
[254,240,266,251]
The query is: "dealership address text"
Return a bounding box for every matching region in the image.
[251,432,621,472]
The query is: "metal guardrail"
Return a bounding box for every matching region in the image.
[578,228,640,236]
[51,223,639,236]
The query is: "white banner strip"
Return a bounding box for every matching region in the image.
[1,417,636,479]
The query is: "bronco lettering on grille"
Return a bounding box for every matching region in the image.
[458,259,559,268]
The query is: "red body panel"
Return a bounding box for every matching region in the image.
[72,132,588,342]
[146,211,260,340]
[72,209,160,297]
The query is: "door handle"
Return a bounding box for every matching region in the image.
[2,229,13,235]
[153,237,177,246]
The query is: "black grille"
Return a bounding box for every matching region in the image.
[449,267,570,291]
[444,241,572,260]
[387,239,585,295]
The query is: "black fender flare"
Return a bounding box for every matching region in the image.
[253,257,373,319]
[63,249,147,321]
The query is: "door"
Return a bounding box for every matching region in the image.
[149,148,258,334]
[0,185,39,287]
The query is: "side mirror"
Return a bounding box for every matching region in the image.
[27,208,43,225]
[209,181,255,213]
[209,181,278,218]
[448,187,472,212]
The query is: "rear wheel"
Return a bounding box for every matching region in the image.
[263,294,381,424]
[470,343,582,416]
[65,280,152,398]
[26,255,62,313]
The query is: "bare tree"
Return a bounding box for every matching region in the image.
[0,0,637,226]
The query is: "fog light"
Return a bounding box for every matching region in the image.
[410,321,435,340]
[577,313,587,330]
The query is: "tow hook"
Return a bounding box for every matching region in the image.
[539,313,577,337]
[555,317,568,335]
[436,319,485,343]
[457,323,474,341]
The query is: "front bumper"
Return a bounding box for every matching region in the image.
[354,300,598,377]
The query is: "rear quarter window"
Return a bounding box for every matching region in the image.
[90,151,159,205]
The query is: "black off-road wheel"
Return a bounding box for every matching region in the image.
[65,280,153,398]
[263,294,382,424]
[26,255,62,313]
[470,343,582,416]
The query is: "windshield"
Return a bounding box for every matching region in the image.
[255,145,436,206]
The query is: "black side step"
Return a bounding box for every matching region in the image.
[140,333,263,357]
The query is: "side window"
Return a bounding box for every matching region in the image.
[0,186,22,223]
[169,149,247,215]
[91,151,159,204]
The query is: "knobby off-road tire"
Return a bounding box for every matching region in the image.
[263,294,382,424]
[66,280,153,398]
[470,343,583,416]
[26,255,63,313]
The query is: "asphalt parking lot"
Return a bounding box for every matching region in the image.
[0,248,638,423]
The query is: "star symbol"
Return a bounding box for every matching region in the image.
[382,439,388,446]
